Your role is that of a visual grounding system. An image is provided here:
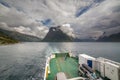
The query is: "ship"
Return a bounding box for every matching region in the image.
[44,52,120,80]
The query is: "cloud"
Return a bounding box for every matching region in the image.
[0,0,120,39]
[13,26,49,38]
[14,26,34,35]
[60,24,75,38]
[0,1,10,8]
[0,3,35,27]
[0,1,49,39]
[74,0,120,38]
[0,22,11,30]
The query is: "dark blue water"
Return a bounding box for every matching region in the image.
[0,42,120,80]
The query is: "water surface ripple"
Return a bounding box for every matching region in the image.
[0,42,120,80]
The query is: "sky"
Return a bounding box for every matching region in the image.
[0,0,120,39]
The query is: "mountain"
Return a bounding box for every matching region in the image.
[42,26,73,42]
[74,32,120,42]
[0,28,41,42]
[0,32,18,44]
[1,27,119,43]
[43,26,120,42]
[97,33,120,42]
[74,38,95,42]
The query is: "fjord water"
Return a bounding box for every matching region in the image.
[0,42,120,80]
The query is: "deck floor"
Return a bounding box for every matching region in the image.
[47,56,79,80]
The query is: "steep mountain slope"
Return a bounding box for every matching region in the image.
[42,26,73,42]
[97,33,120,42]
[0,29,41,42]
[0,32,18,44]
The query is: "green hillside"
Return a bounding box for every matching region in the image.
[0,32,18,45]
[0,29,41,42]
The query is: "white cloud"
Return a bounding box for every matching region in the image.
[13,25,49,39]
[73,0,120,38]
[60,24,75,38]
[0,22,10,30]
[0,0,120,39]
[0,1,49,39]
[0,3,35,27]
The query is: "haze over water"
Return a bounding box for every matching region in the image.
[0,42,120,80]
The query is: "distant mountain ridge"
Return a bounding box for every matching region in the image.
[0,28,41,42]
[74,38,95,42]
[42,26,120,42]
[97,33,120,42]
[42,26,73,42]
[0,28,120,42]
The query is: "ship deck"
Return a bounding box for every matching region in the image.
[47,53,79,80]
